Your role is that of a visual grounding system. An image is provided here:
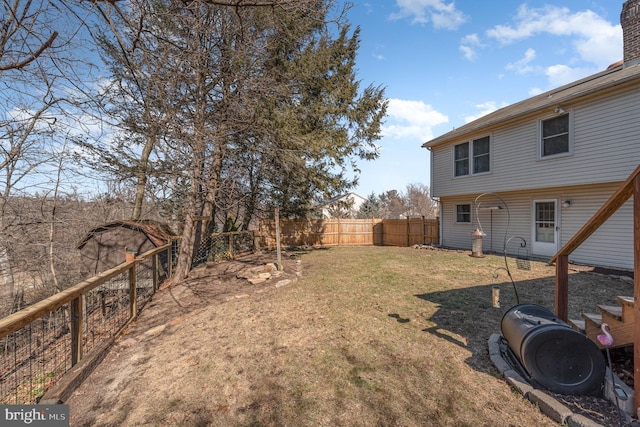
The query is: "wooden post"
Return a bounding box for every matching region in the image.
[634,174,640,415]
[406,217,410,247]
[555,254,569,322]
[275,207,282,271]
[70,296,84,366]
[129,263,137,319]
[421,216,426,245]
[152,253,158,291]
[168,241,173,279]
[125,250,136,262]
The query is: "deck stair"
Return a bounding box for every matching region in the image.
[568,296,634,349]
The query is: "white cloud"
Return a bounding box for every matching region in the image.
[382,99,448,141]
[459,33,482,61]
[505,48,537,74]
[463,101,506,124]
[544,64,593,87]
[487,5,622,69]
[391,0,467,30]
[459,45,476,61]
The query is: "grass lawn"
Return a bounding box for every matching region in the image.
[68,245,633,426]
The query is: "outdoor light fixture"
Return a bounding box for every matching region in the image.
[554,106,565,114]
[562,200,572,208]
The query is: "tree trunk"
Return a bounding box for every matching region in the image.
[132,132,156,220]
[0,247,15,316]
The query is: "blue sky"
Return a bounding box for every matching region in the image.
[346,0,624,197]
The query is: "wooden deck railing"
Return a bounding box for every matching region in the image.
[549,164,640,413]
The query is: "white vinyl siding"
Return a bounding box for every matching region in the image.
[438,183,634,270]
[430,88,640,198]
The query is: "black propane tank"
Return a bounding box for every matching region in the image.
[501,303,605,396]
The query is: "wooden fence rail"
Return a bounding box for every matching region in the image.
[0,245,171,405]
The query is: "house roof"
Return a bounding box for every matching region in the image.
[422,62,640,148]
[76,220,176,250]
[319,192,366,207]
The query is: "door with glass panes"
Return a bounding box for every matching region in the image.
[532,200,558,256]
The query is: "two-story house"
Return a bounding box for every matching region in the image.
[318,192,366,218]
[422,0,640,270]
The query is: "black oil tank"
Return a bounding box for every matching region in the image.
[501,303,605,396]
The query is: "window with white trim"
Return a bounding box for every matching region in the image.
[454,136,490,177]
[540,113,570,157]
[456,204,471,223]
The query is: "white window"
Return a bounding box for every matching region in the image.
[540,113,570,158]
[454,136,490,177]
[473,136,490,173]
[456,204,471,223]
[454,142,469,176]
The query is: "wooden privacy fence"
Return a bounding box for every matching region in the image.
[257,217,439,249]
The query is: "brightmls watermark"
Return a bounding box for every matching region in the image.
[1,405,69,426]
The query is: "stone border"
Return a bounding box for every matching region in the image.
[489,333,629,427]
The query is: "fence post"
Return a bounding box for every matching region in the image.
[152,253,158,291]
[129,263,137,319]
[70,296,84,366]
[406,217,410,247]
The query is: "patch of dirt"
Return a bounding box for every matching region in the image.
[549,392,626,426]
[65,251,301,426]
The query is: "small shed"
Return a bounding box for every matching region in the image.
[76,220,175,280]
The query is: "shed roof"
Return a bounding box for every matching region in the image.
[422,63,640,148]
[76,220,176,250]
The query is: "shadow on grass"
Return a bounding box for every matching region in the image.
[414,270,633,373]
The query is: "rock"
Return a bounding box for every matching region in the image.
[275,279,292,288]
[144,325,166,337]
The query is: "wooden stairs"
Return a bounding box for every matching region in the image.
[568,296,634,349]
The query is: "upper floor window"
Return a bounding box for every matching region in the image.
[454,136,490,177]
[541,113,570,157]
[454,143,469,176]
[473,136,490,173]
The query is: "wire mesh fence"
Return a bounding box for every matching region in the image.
[0,245,171,404]
[0,307,72,405]
[191,231,256,268]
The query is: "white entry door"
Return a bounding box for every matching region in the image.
[532,200,558,257]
